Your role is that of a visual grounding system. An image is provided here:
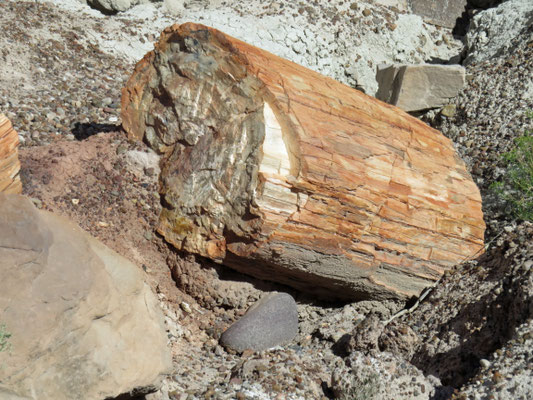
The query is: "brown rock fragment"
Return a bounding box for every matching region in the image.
[0,114,22,194]
[346,314,384,355]
[121,23,485,300]
[379,321,420,359]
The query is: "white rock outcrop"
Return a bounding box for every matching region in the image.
[464,0,533,65]
[0,194,172,400]
[86,0,154,13]
[61,0,462,96]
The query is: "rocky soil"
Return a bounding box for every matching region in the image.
[0,0,129,146]
[0,0,463,147]
[424,30,533,237]
[1,0,532,399]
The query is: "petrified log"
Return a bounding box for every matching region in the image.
[0,114,22,194]
[121,23,485,300]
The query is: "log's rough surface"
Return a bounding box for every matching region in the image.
[122,23,485,300]
[0,114,22,194]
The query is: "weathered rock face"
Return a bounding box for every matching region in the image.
[375,0,408,11]
[375,64,466,112]
[410,0,467,28]
[122,23,485,300]
[86,0,153,14]
[0,114,22,194]
[464,0,533,65]
[0,387,31,400]
[0,194,172,400]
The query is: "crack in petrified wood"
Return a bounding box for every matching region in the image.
[121,23,485,300]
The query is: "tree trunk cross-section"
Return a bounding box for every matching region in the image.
[0,114,22,194]
[122,23,485,300]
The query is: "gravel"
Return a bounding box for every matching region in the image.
[0,1,130,146]
[458,318,533,400]
[422,28,533,239]
[393,222,533,394]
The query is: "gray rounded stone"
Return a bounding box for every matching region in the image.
[220,292,298,352]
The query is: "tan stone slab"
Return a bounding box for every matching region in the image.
[376,63,466,112]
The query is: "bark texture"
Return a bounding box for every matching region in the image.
[0,114,22,194]
[121,23,485,300]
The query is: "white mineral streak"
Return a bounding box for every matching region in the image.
[260,102,291,176]
[256,102,298,216]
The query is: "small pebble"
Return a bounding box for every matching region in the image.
[181,302,192,313]
[144,167,155,176]
[441,104,456,118]
[30,198,43,209]
[116,144,128,155]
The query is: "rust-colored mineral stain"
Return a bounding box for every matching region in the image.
[121,23,485,300]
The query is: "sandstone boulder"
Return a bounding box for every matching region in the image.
[86,0,154,14]
[0,114,22,194]
[0,194,172,400]
[122,23,485,301]
[375,64,466,112]
[410,0,467,28]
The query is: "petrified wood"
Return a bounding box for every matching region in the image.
[0,114,22,194]
[121,23,485,300]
